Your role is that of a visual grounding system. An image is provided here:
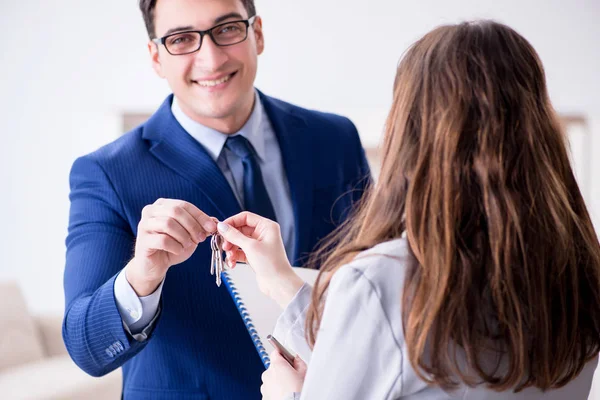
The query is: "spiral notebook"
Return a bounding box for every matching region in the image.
[221,264,318,368]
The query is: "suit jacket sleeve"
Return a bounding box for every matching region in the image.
[62,155,154,377]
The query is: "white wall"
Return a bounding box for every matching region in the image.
[1,0,599,395]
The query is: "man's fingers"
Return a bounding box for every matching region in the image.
[180,202,217,233]
[142,216,194,248]
[154,199,217,233]
[144,200,215,242]
[162,204,209,243]
[143,233,186,255]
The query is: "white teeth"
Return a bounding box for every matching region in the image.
[196,74,232,87]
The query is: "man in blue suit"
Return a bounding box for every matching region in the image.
[62,0,370,398]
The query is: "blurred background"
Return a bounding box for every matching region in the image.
[1,0,599,398]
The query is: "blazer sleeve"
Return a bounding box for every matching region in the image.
[297,267,404,399]
[62,155,155,377]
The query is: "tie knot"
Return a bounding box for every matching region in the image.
[225,135,255,159]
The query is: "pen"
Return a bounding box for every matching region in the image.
[266,334,296,365]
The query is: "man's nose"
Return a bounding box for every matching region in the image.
[194,34,229,71]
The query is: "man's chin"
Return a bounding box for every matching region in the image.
[183,93,234,117]
[194,103,238,119]
[178,90,252,130]
[187,102,249,132]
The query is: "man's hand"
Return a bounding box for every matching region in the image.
[125,198,217,296]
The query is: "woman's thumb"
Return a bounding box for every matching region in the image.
[293,355,307,374]
[217,222,249,248]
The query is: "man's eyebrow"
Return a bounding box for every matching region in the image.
[214,12,245,25]
[163,25,195,37]
[160,13,245,37]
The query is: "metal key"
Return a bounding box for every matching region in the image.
[210,233,225,287]
[216,234,224,286]
[210,235,216,276]
[210,233,217,277]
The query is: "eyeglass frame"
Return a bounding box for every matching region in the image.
[152,16,257,56]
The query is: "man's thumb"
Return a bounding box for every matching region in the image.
[217,222,249,248]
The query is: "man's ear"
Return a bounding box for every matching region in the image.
[252,16,264,55]
[149,41,165,78]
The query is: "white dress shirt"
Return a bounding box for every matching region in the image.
[114,92,295,338]
[274,238,599,399]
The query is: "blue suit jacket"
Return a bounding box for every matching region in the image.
[63,91,371,399]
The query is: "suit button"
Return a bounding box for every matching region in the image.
[115,341,124,351]
[105,348,115,358]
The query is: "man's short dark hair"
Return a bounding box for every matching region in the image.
[139,0,257,39]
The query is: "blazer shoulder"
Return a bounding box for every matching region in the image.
[295,103,354,128]
[265,95,359,141]
[84,126,146,163]
[68,125,153,192]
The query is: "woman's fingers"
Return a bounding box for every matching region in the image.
[217,222,252,249]
[225,249,247,267]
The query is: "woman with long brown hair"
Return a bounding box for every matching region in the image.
[217,20,600,399]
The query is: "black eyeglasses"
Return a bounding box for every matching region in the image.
[153,16,257,56]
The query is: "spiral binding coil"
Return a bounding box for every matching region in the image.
[221,270,271,368]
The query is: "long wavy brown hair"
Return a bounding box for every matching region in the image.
[305,20,600,391]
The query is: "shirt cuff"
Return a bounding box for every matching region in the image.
[122,303,162,342]
[114,269,164,339]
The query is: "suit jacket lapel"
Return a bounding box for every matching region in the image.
[259,92,314,266]
[142,95,242,220]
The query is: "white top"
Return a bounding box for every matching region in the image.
[274,238,599,399]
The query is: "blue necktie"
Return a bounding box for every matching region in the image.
[225,135,277,222]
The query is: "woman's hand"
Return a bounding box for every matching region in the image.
[217,212,305,309]
[261,350,307,400]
